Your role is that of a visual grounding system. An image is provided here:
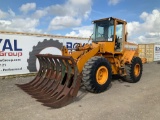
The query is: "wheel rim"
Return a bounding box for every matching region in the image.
[134,64,140,77]
[96,66,108,85]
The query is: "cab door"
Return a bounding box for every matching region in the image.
[114,21,125,53]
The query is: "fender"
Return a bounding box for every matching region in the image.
[121,50,136,64]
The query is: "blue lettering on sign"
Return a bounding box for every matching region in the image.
[0,39,22,51]
[14,40,22,51]
[66,42,86,49]
[66,42,72,49]
[155,47,160,51]
[0,39,23,57]
[3,39,13,51]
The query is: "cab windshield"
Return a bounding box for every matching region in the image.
[92,19,114,42]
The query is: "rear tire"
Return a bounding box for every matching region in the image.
[124,57,143,83]
[82,56,112,93]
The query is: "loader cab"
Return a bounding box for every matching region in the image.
[92,17,127,53]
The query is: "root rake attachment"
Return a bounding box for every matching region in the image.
[16,54,82,108]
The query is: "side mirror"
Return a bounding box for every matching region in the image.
[88,33,93,43]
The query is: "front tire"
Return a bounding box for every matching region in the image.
[82,56,112,93]
[124,57,143,83]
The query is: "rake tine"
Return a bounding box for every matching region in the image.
[36,56,67,102]
[19,55,48,91]
[30,57,58,96]
[43,57,82,108]
[16,56,45,88]
[21,56,49,91]
[40,58,72,103]
[26,57,53,94]
[32,56,63,99]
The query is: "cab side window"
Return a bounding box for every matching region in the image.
[115,23,123,51]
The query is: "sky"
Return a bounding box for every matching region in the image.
[0,0,160,43]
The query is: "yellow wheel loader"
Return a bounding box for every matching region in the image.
[17,17,143,108]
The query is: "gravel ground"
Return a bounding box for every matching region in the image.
[0,62,160,120]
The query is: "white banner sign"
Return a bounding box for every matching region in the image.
[0,34,89,76]
[154,44,160,61]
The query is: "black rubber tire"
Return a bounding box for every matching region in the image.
[124,57,143,83]
[82,56,112,93]
[27,39,63,72]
